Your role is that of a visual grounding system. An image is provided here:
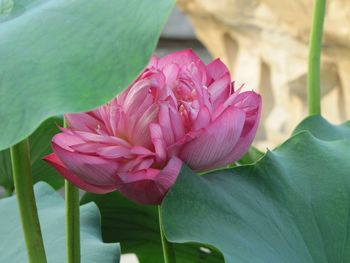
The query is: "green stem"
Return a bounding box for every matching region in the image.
[64,117,81,263]
[10,139,47,263]
[65,181,80,263]
[158,206,176,263]
[307,0,326,116]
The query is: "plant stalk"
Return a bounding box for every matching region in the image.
[10,138,47,263]
[64,117,81,263]
[307,0,326,115]
[158,206,176,263]
[65,181,80,263]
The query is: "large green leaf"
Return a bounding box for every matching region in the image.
[0,0,174,150]
[0,116,63,195]
[81,191,224,263]
[161,131,350,263]
[0,182,120,262]
[293,115,350,140]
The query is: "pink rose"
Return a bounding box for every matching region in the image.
[44,49,261,204]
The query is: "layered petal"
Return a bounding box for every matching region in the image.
[116,157,182,204]
[220,93,262,164]
[206,58,229,81]
[52,139,120,187]
[65,113,102,133]
[208,72,231,107]
[43,153,116,193]
[158,102,185,145]
[150,123,167,164]
[158,49,203,69]
[180,106,246,171]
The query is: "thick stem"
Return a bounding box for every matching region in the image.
[307,0,326,115]
[65,181,80,263]
[64,117,81,263]
[158,206,176,263]
[10,138,47,263]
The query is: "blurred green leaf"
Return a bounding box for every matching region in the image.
[0,0,174,150]
[0,182,120,262]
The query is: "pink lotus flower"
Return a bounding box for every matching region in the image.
[44,49,261,204]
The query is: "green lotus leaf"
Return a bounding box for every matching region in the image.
[0,0,174,150]
[161,129,350,263]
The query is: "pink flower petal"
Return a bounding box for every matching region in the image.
[131,103,159,148]
[158,103,176,144]
[193,105,211,131]
[96,146,131,159]
[52,141,120,186]
[150,123,167,164]
[71,142,108,154]
[221,94,262,164]
[147,55,158,68]
[95,100,124,136]
[43,153,116,194]
[134,158,154,171]
[158,49,201,69]
[65,113,102,133]
[72,131,130,147]
[116,156,182,204]
[118,156,152,173]
[162,63,179,88]
[130,146,155,156]
[181,60,207,87]
[168,104,186,140]
[158,102,186,143]
[180,106,245,171]
[123,79,154,117]
[52,132,85,151]
[208,72,231,107]
[206,58,229,81]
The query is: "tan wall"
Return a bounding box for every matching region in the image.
[178,0,350,149]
